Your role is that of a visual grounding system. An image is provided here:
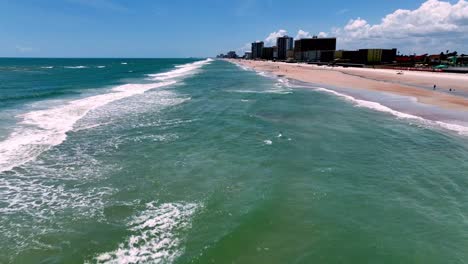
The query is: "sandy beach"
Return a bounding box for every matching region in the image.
[229,59,468,112]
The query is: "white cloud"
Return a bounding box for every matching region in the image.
[318,32,328,38]
[295,29,312,39]
[264,29,288,46]
[330,0,468,53]
[236,43,251,55]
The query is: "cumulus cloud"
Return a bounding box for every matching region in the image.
[264,29,288,45]
[295,29,312,39]
[330,0,468,53]
[236,43,251,55]
[318,32,328,38]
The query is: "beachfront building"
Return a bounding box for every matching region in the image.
[457,55,468,66]
[277,36,294,61]
[358,49,397,64]
[251,41,264,60]
[261,47,274,61]
[294,37,337,62]
[244,51,252,60]
[335,50,361,64]
[226,51,238,59]
[273,46,278,60]
[335,49,397,65]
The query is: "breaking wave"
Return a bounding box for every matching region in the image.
[314,87,468,136]
[0,59,212,173]
[93,202,200,264]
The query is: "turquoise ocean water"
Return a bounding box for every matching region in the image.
[0,58,467,263]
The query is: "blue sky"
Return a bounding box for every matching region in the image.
[1,0,466,57]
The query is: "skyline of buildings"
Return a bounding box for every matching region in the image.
[218,33,467,70]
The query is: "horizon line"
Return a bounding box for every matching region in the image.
[0,56,211,59]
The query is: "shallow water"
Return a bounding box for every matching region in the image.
[0,59,467,263]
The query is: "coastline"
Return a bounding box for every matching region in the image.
[228,59,468,111]
[226,59,468,135]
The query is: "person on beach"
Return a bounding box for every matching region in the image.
[433,85,436,90]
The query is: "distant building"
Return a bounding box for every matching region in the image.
[277,36,294,60]
[335,49,396,65]
[358,49,397,64]
[457,54,468,66]
[226,51,238,59]
[294,37,337,62]
[251,41,264,60]
[335,50,360,62]
[244,51,252,59]
[273,46,278,60]
[261,47,274,60]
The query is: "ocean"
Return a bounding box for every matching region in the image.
[0,58,467,263]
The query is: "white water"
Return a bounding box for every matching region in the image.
[64,66,88,69]
[148,59,213,81]
[0,59,212,173]
[93,202,200,264]
[314,87,468,136]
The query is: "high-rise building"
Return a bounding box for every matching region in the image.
[277,36,294,60]
[294,37,337,62]
[251,41,264,60]
[261,47,274,60]
[273,46,278,60]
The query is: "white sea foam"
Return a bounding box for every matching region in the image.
[40,66,54,69]
[97,66,106,69]
[93,202,200,264]
[121,62,128,65]
[257,71,269,77]
[435,121,468,136]
[0,59,212,173]
[230,61,251,71]
[64,66,88,69]
[239,65,250,71]
[0,81,175,173]
[0,176,113,216]
[230,89,292,95]
[148,59,213,81]
[314,87,468,136]
[264,140,273,145]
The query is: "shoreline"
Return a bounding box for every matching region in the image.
[226,59,468,136]
[228,59,468,111]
